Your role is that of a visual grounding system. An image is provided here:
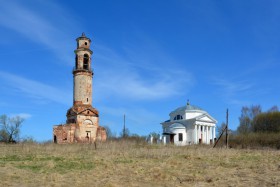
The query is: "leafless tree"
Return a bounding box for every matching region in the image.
[268,105,279,113]
[0,115,24,143]
[237,105,262,134]
[217,122,227,136]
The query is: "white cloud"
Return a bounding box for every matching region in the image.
[211,77,257,105]
[10,113,32,120]
[0,0,79,65]
[213,78,254,96]
[94,43,194,101]
[0,71,71,105]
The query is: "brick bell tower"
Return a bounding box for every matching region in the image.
[65,33,103,142]
[53,33,106,143]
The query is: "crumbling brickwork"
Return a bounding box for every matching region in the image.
[53,33,107,144]
[53,124,76,144]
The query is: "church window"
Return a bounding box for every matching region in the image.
[174,114,183,120]
[75,55,78,69]
[54,135,57,143]
[179,133,183,141]
[83,54,89,70]
[85,42,87,45]
[87,111,89,114]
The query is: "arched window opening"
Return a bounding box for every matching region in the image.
[54,135,57,143]
[179,133,183,141]
[85,42,87,46]
[83,54,89,70]
[174,114,183,121]
[75,55,78,69]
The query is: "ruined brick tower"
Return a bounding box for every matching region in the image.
[53,33,106,143]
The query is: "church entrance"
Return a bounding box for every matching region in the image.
[170,134,175,144]
[163,132,176,144]
[86,131,91,142]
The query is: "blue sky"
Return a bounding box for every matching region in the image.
[0,0,279,141]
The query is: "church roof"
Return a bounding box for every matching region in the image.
[169,123,186,129]
[76,32,91,42]
[171,102,204,114]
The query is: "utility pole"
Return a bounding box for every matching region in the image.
[213,109,229,148]
[226,109,229,148]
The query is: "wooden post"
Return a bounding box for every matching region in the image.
[213,125,227,148]
[213,109,229,148]
[226,109,229,149]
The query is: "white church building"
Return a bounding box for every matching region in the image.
[161,101,217,146]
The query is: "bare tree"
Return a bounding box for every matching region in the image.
[103,125,113,138]
[217,122,226,136]
[268,105,279,113]
[237,105,262,134]
[120,127,130,138]
[0,115,24,143]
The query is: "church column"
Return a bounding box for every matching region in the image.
[213,126,216,142]
[163,136,166,145]
[194,124,197,144]
[208,126,210,144]
[198,125,201,143]
[202,125,205,143]
[207,126,210,144]
[212,126,215,142]
[206,126,209,144]
[210,126,213,143]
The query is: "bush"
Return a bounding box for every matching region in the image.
[229,132,280,149]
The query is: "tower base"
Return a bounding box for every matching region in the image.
[53,123,106,144]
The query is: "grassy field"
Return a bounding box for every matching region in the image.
[0,141,279,187]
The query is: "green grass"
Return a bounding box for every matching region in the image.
[0,142,279,186]
[0,148,95,174]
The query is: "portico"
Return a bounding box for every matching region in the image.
[161,101,217,145]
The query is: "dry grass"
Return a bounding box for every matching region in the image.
[0,141,279,187]
[229,133,280,149]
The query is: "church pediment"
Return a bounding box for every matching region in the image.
[80,108,98,116]
[66,105,99,117]
[196,114,217,123]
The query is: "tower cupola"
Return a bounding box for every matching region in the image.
[74,33,93,72]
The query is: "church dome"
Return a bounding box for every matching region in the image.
[171,101,205,115]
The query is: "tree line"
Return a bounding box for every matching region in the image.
[237,105,280,134]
